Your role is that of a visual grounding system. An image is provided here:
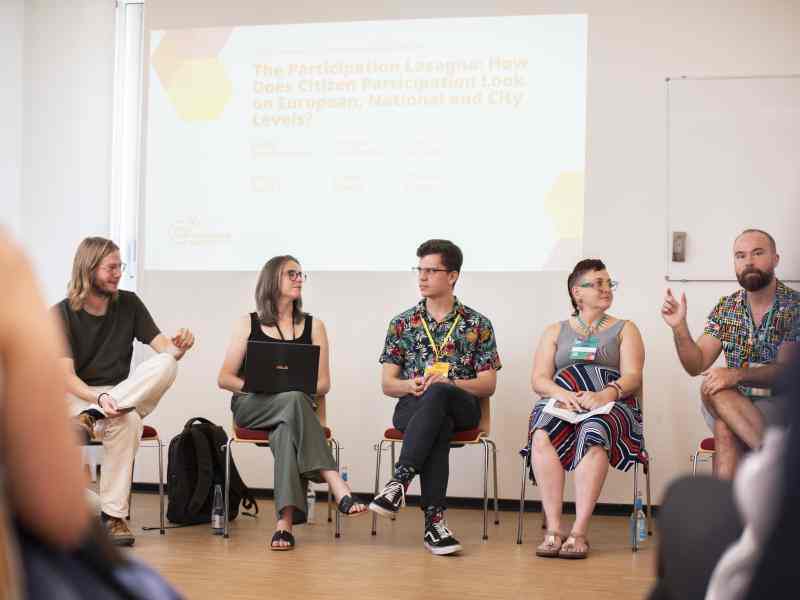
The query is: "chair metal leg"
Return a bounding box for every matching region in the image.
[632,461,640,552]
[645,459,653,536]
[692,451,700,476]
[481,439,489,540]
[156,437,165,535]
[332,438,341,538]
[327,439,335,525]
[488,439,499,525]
[371,440,385,536]
[127,458,135,520]
[223,439,234,538]
[517,449,528,544]
[389,442,397,521]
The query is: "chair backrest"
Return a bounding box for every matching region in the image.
[478,396,491,435]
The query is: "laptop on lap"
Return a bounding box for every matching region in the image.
[243,341,320,395]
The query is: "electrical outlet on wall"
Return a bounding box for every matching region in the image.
[672,231,687,262]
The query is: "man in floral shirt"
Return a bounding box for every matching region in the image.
[370,239,501,555]
[662,229,799,479]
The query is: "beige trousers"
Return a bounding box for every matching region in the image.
[68,353,177,518]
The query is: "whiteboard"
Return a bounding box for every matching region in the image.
[666,76,800,281]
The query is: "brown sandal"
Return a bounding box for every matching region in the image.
[558,533,589,559]
[535,531,563,558]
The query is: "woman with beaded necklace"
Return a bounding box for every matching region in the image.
[527,259,645,559]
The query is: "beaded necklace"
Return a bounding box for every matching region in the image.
[575,313,608,339]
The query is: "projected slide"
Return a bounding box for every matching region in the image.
[145,15,587,271]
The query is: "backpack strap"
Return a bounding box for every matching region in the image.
[187,426,214,515]
[233,475,259,516]
[208,425,259,516]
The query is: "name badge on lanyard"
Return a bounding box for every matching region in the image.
[570,336,599,361]
[422,314,461,378]
[426,361,450,378]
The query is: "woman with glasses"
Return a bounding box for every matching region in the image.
[528,259,645,559]
[218,255,366,551]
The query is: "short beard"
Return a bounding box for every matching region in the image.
[737,267,774,292]
[90,277,115,299]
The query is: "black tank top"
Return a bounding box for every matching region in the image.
[247,312,313,344]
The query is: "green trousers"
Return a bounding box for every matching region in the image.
[231,390,336,524]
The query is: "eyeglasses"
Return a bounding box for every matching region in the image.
[578,279,619,291]
[412,267,451,276]
[285,270,307,282]
[100,262,126,274]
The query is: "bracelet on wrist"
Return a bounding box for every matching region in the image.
[606,382,623,400]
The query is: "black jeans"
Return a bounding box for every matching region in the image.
[392,383,481,508]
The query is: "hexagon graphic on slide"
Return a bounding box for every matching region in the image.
[151,28,233,121]
[545,171,584,240]
[542,171,585,270]
[166,59,233,121]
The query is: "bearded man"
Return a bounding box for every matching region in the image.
[661,229,799,478]
[54,237,194,544]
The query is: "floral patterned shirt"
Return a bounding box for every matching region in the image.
[379,297,502,380]
[703,280,800,370]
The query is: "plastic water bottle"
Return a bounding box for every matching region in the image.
[211,484,224,535]
[306,484,316,524]
[630,491,647,547]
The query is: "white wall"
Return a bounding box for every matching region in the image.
[0,0,24,237]
[21,0,116,302]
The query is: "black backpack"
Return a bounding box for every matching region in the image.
[166,417,258,525]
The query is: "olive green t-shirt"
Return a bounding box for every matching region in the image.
[54,291,160,386]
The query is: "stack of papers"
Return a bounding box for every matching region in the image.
[542,397,615,424]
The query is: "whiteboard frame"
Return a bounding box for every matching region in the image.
[664,74,800,283]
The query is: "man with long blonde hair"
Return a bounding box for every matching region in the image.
[54,237,195,546]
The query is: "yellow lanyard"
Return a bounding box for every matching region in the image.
[421,314,461,361]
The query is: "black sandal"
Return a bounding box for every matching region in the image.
[337,494,368,516]
[270,530,295,551]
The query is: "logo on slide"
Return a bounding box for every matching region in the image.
[151,28,234,121]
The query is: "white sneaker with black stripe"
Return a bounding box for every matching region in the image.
[423,510,462,555]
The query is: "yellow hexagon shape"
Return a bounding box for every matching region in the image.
[166,58,232,121]
[545,171,585,239]
[152,29,232,91]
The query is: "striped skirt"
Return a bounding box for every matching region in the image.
[528,396,642,474]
